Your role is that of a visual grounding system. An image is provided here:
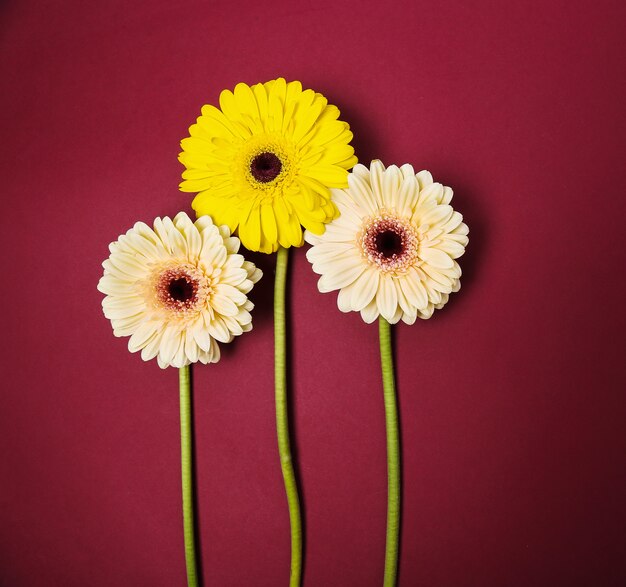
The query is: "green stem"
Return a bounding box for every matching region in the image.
[179,365,198,587]
[274,246,303,587]
[379,318,400,587]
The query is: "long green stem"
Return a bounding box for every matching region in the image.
[379,318,400,587]
[274,246,303,587]
[179,365,198,587]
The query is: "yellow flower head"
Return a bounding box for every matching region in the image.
[179,78,358,253]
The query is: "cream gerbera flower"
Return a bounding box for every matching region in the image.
[97,212,262,368]
[305,161,469,324]
[179,78,357,254]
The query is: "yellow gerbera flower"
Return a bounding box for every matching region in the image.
[179,78,358,253]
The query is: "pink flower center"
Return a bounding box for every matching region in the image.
[156,267,203,312]
[361,215,419,273]
[250,152,282,183]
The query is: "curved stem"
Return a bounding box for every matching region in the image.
[179,365,198,587]
[379,318,400,587]
[274,246,303,587]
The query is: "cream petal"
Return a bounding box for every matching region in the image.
[193,325,212,352]
[440,211,464,233]
[112,313,145,337]
[242,261,262,283]
[107,253,148,279]
[415,170,433,190]
[348,172,379,215]
[382,164,402,208]
[128,321,157,352]
[207,317,231,342]
[438,238,466,258]
[158,327,182,366]
[238,278,254,294]
[419,246,454,269]
[441,186,454,205]
[306,241,354,263]
[418,183,443,207]
[211,293,239,317]
[436,293,451,309]
[101,259,137,281]
[162,217,188,257]
[97,275,134,296]
[200,234,227,268]
[396,174,419,218]
[388,305,403,325]
[220,267,248,287]
[152,217,172,253]
[199,338,220,364]
[360,298,380,324]
[124,232,162,260]
[184,332,200,364]
[141,329,164,361]
[195,215,215,232]
[369,160,387,207]
[182,222,202,259]
[453,222,470,236]
[427,286,442,304]
[333,198,365,230]
[222,236,240,253]
[336,285,354,313]
[308,248,361,275]
[401,311,418,325]
[350,268,379,311]
[395,279,413,316]
[317,261,365,293]
[235,309,252,326]
[319,222,359,243]
[420,204,453,227]
[399,163,416,180]
[172,337,188,368]
[376,276,399,322]
[223,253,245,270]
[102,304,144,321]
[221,315,243,336]
[351,163,372,181]
[400,269,429,310]
[173,211,194,231]
[214,283,247,306]
[132,221,161,246]
[417,304,435,320]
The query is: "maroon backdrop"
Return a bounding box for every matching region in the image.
[1,0,625,585]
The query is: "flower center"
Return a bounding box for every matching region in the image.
[155,265,208,313]
[167,277,196,303]
[375,230,404,258]
[249,152,282,183]
[360,214,419,274]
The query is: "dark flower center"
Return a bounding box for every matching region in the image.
[168,277,196,303]
[156,267,203,312]
[375,230,404,258]
[360,215,419,274]
[250,152,282,183]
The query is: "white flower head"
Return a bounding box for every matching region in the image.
[98,212,262,368]
[305,161,469,324]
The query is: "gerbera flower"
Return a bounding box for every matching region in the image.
[305,161,469,324]
[179,78,357,253]
[97,212,262,368]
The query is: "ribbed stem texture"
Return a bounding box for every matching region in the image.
[379,318,400,587]
[274,246,303,587]
[179,365,198,587]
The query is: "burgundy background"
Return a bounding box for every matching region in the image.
[1,0,625,585]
